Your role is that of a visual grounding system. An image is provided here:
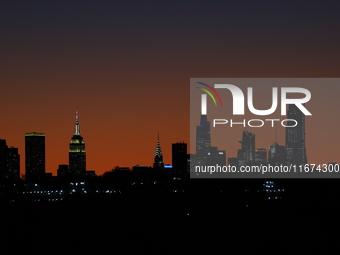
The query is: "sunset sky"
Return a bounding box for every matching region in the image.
[0,1,339,176]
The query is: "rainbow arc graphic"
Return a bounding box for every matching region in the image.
[196,82,223,106]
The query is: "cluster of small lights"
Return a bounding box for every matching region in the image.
[23,190,64,195]
[172,189,184,193]
[131,181,161,185]
[105,190,121,194]
[31,198,64,202]
[70,182,85,186]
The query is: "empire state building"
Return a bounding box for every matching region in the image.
[69,110,86,174]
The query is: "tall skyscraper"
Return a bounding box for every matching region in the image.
[172,142,187,174]
[7,147,20,180]
[285,104,307,166]
[69,110,86,175]
[25,132,45,182]
[153,134,164,169]
[237,130,255,165]
[196,114,211,156]
[195,114,211,166]
[0,139,7,177]
[195,114,226,167]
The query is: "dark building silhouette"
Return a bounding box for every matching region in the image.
[172,142,187,175]
[69,110,86,175]
[57,164,69,177]
[153,134,164,169]
[186,154,190,173]
[255,148,267,164]
[285,104,307,166]
[206,146,226,166]
[0,139,7,178]
[268,142,286,166]
[196,114,211,157]
[237,131,255,166]
[0,140,20,180]
[228,157,239,167]
[194,114,226,167]
[6,147,20,180]
[195,114,211,166]
[84,170,96,177]
[132,165,152,172]
[132,165,153,181]
[25,132,45,181]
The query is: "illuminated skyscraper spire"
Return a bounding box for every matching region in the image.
[74,108,80,135]
[154,133,162,159]
[154,133,164,169]
[69,108,86,174]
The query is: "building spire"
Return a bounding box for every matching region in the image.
[74,108,80,135]
[154,134,162,157]
[154,133,164,168]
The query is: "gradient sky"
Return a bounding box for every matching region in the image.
[0,1,339,176]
